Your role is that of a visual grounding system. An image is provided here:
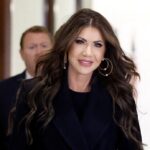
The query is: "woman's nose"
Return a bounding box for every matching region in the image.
[82,43,92,56]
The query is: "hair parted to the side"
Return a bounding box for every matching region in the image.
[8,8,143,149]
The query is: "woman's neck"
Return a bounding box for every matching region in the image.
[68,71,92,92]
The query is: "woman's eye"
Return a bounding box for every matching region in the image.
[94,42,103,48]
[75,39,84,44]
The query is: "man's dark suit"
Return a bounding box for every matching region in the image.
[0,72,25,150]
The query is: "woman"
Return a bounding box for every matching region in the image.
[8,8,143,150]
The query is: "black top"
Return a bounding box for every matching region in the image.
[69,89,90,122]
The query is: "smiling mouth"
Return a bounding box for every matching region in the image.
[78,59,93,67]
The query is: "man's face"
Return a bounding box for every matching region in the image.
[20,32,52,76]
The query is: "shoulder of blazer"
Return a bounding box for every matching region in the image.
[0,72,26,97]
[0,72,25,86]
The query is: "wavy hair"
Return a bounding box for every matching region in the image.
[8,8,143,149]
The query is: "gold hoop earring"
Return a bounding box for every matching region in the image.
[98,58,113,76]
[64,53,67,69]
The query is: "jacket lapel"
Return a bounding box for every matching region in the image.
[81,78,114,149]
[53,77,89,150]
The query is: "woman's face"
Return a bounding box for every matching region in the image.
[68,26,106,77]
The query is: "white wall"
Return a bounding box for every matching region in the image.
[10,0,45,76]
[53,0,76,31]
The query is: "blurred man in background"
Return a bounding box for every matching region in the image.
[0,25,53,150]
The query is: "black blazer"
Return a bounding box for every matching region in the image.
[9,76,141,150]
[0,72,25,150]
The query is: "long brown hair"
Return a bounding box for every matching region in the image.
[8,8,143,149]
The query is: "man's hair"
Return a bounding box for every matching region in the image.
[20,25,53,49]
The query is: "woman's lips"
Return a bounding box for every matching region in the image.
[78,59,93,67]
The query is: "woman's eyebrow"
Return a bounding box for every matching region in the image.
[77,36,104,44]
[76,36,87,42]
